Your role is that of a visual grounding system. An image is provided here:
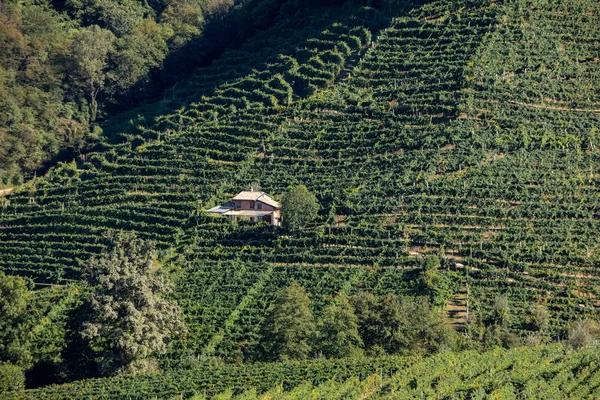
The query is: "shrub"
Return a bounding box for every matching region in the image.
[568,320,599,350]
[0,363,25,393]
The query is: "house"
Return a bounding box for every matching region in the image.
[206,188,281,226]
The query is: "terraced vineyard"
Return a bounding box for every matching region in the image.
[9,344,600,399]
[0,5,377,281]
[3,0,600,392]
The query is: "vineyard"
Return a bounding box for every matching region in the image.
[3,0,600,394]
[8,344,600,399]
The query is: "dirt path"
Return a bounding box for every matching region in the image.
[0,188,13,196]
[506,99,600,113]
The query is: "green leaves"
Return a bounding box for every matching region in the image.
[0,363,25,394]
[0,273,32,369]
[259,281,315,361]
[282,185,319,231]
[316,293,363,358]
[80,231,186,375]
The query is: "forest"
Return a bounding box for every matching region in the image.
[2,0,600,398]
[0,0,347,186]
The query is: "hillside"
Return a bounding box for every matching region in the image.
[8,344,600,399]
[2,0,600,395]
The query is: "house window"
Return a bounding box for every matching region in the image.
[250,201,255,209]
[257,202,262,210]
[235,201,241,209]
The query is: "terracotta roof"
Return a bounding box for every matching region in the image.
[257,195,280,208]
[232,191,281,209]
[233,191,264,201]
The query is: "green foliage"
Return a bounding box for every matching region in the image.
[259,282,315,361]
[0,0,305,185]
[7,353,413,399]
[0,363,25,394]
[0,5,76,186]
[12,344,600,399]
[351,292,455,356]
[0,0,172,185]
[316,293,363,359]
[348,291,382,352]
[71,26,116,122]
[110,19,172,94]
[529,304,550,332]
[0,272,32,369]
[490,295,511,328]
[3,0,600,392]
[281,185,319,231]
[567,320,599,350]
[418,255,448,306]
[80,231,186,375]
[0,272,76,387]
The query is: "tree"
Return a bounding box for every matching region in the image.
[351,293,454,356]
[490,295,511,328]
[109,19,171,96]
[0,272,80,386]
[316,294,363,358]
[350,291,383,352]
[418,255,445,306]
[71,25,116,121]
[568,320,599,350]
[0,272,32,369]
[80,231,186,376]
[402,298,455,354]
[259,281,315,361]
[529,304,549,332]
[160,0,205,47]
[281,185,319,231]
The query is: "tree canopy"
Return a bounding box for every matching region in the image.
[351,292,455,356]
[0,0,304,186]
[0,272,32,369]
[80,232,186,375]
[316,293,363,358]
[259,281,315,361]
[281,185,319,231]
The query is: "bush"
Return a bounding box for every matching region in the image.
[529,304,550,332]
[568,320,599,350]
[490,295,510,328]
[0,363,25,393]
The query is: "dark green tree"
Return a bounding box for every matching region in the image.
[397,297,455,355]
[80,231,186,376]
[109,19,171,95]
[349,291,382,352]
[316,294,363,358]
[260,281,315,361]
[0,272,32,369]
[281,185,319,231]
[377,294,407,353]
[352,293,455,356]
